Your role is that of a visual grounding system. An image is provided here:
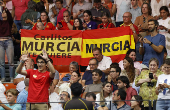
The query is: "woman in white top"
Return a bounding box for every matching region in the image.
[96,81,112,106]
[119,49,142,71]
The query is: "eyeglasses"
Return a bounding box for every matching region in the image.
[37,61,45,64]
[122,16,130,18]
[110,71,116,73]
[164,67,170,69]
[89,64,96,66]
[143,16,145,23]
[60,94,67,97]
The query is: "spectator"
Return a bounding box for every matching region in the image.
[83,10,97,30]
[138,0,150,8]
[0,81,7,103]
[96,81,112,106]
[101,0,112,16]
[72,0,92,21]
[117,76,137,106]
[17,78,29,110]
[119,49,142,71]
[85,92,100,110]
[73,18,83,30]
[111,0,131,27]
[158,6,170,58]
[12,0,29,31]
[120,12,139,43]
[86,47,112,75]
[139,19,165,69]
[90,0,110,25]
[36,2,45,13]
[0,89,21,110]
[128,0,141,23]
[82,69,103,98]
[21,1,40,30]
[135,58,163,109]
[97,12,115,29]
[82,58,105,87]
[56,0,67,24]
[32,11,56,30]
[98,88,131,110]
[16,50,55,110]
[35,22,45,30]
[63,82,93,110]
[0,3,14,82]
[156,58,170,110]
[57,10,73,30]
[131,95,143,110]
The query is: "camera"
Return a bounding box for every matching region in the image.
[148,73,154,87]
[58,22,63,27]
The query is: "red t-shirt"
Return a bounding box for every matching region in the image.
[120,23,139,34]
[26,69,52,102]
[32,22,56,30]
[97,22,115,29]
[125,87,137,106]
[57,20,74,30]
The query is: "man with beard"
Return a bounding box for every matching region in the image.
[139,19,165,69]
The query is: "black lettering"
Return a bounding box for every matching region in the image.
[47,35,51,40]
[124,40,130,50]
[46,42,54,51]
[55,34,57,40]
[86,44,94,53]
[62,36,67,40]
[53,53,55,58]
[41,36,45,40]
[35,42,44,51]
[58,35,61,40]
[68,53,71,58]
[62,53,66,58]
[112,42,119,51]
[57,42,65,52]
[22,41,33,51]
[34,34,39,40]
[57,53,61,58]
[103,43,110,52]
[68,36,72,40]
[71,42,80,51]
[33,53,36,57]
[120,41,122,50]
[67,42,70,52]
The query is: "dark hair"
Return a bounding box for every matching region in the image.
[93,47,102,54]
[164,58,170,65]
[117,88,127,100]
[70,61,79,70]
[73,18,83,30]
[94,0,101,3]
[73,71,81,77]
[89,58,99,65]
[28,1,36,10]
[62,91,70,98]
[149,58,159,66]
[85,92,96,100]
[123,57,135,83]
[160,6,169,16]
[40,11,50,22]
[70,82,82,97]
[63,10,71,16]
[55,0,63,4]
[92,69,103,76]
[148,19,159,28]
[110,65,121,75]
[101,12,109,18]
[110,63,119,67]
[133,95,143,106]
[36,2,45,12]
[141,3,152,15]
[36,55,47,64]
[117,76,130,88]
[83,10,93,21]
[41,0,53,4]
[125,49,136,61]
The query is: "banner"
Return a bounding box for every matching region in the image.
[21,27,135,66]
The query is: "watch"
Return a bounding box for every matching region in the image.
[149,42,153,46]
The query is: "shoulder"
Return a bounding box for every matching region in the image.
[103,55,111,60]
[84,70,91,74]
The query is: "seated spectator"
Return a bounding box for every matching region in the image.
[85,92,100,110]
[98,88,131,110]
[73,18,83,30]
[57,10,73,30]
[97,12,115,29]
[0,81,7,103]
[135,58,163,109]
[119,49,142,71]
[72,0,92,21]
[131,95,143,110]
[32,11,56,30]
[83,10,97,30]
[96,81,112,106]
[82,58,105,87]
[82,69,103,98]
[117,76,137,106]
[21,1,40,30]
[0,89,21,110]
[17,78,29,110]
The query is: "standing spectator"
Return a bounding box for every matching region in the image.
[72,0,92,21]
[83,10,97,30]
[73,18,83,30]
[138,0,150,8]
[158,6,170,58]
[16,50,55,110]
[139,19,165,68]
[135,58,163,109]
[111,0,131,27]
[130,95,143,110]
[0,89,21,110]
[0,81,7,103]
[56,0,67,24]
[0,2,14,82]
[90,0,110,25]
[102,0,112,16]
[63,82,94,110]
[128,0,141,23]
[36,2,46,13]
[12,0,29,31]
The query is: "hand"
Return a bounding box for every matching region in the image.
[40,49,49,61]
[158,25,167,30]
[130,24,135,31]
[138,25,142,31]
[145,78,151,82]
[0,100,2,105]
[82,23,87,28]
[63,17,69,23]
[96,17,102,21]
[25,19,32,24]
[51,14,55,18]
[1,2,6,8]
[77,11,81,16]
[57,24,62,29]
[12,36,15,41]
[139,37,143,44]
[162,83,169,88]
[21,51,29,61]
[153,74,158,80]
[143,38,151,44]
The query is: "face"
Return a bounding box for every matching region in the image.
[131,0,137,7]
[7,92,17,103]
[149,60,158,73]
[89,59,98,71]
[25,58,34,70]
[2,10,7,18]
[56,1,62,9]
[117,80,126,89]
[113,90,119,103]
[71,72,80,83]
[160,10,168,19]
[37,59,47,71]
[36,22,44,30]
[103,83,112,94]
[102,16,108,24]
[110,68,119,79]
[94,2,101,9]
[123,59,130,69]
[142,4,149,14]
[69,64,77,73]
[41,12,48,22]
[79,0,84,3]
[123,12,132,24]
[92,72,102,82]
[148,21,156,32]
[11,25,16,33]
[63,12,70,22]
[74,19,80,28]
[60,91,70,102]
[163,64,170,74]
[86,96,95,106]
[84,13,91,22]
[130,96,139,108]
[129,52,136,61]
[93,50,103,62]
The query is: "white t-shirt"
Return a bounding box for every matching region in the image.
[86,56,112,71]
[15,74,26,92]
[96,93,112,106]
[156,74,170,99]
[45,3,56,24]
[0,81,7,103]
[119,60,142,71]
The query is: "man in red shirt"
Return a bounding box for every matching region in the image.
[56,0,67,24]
[116,76,137,106]
[16,50,55,110]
